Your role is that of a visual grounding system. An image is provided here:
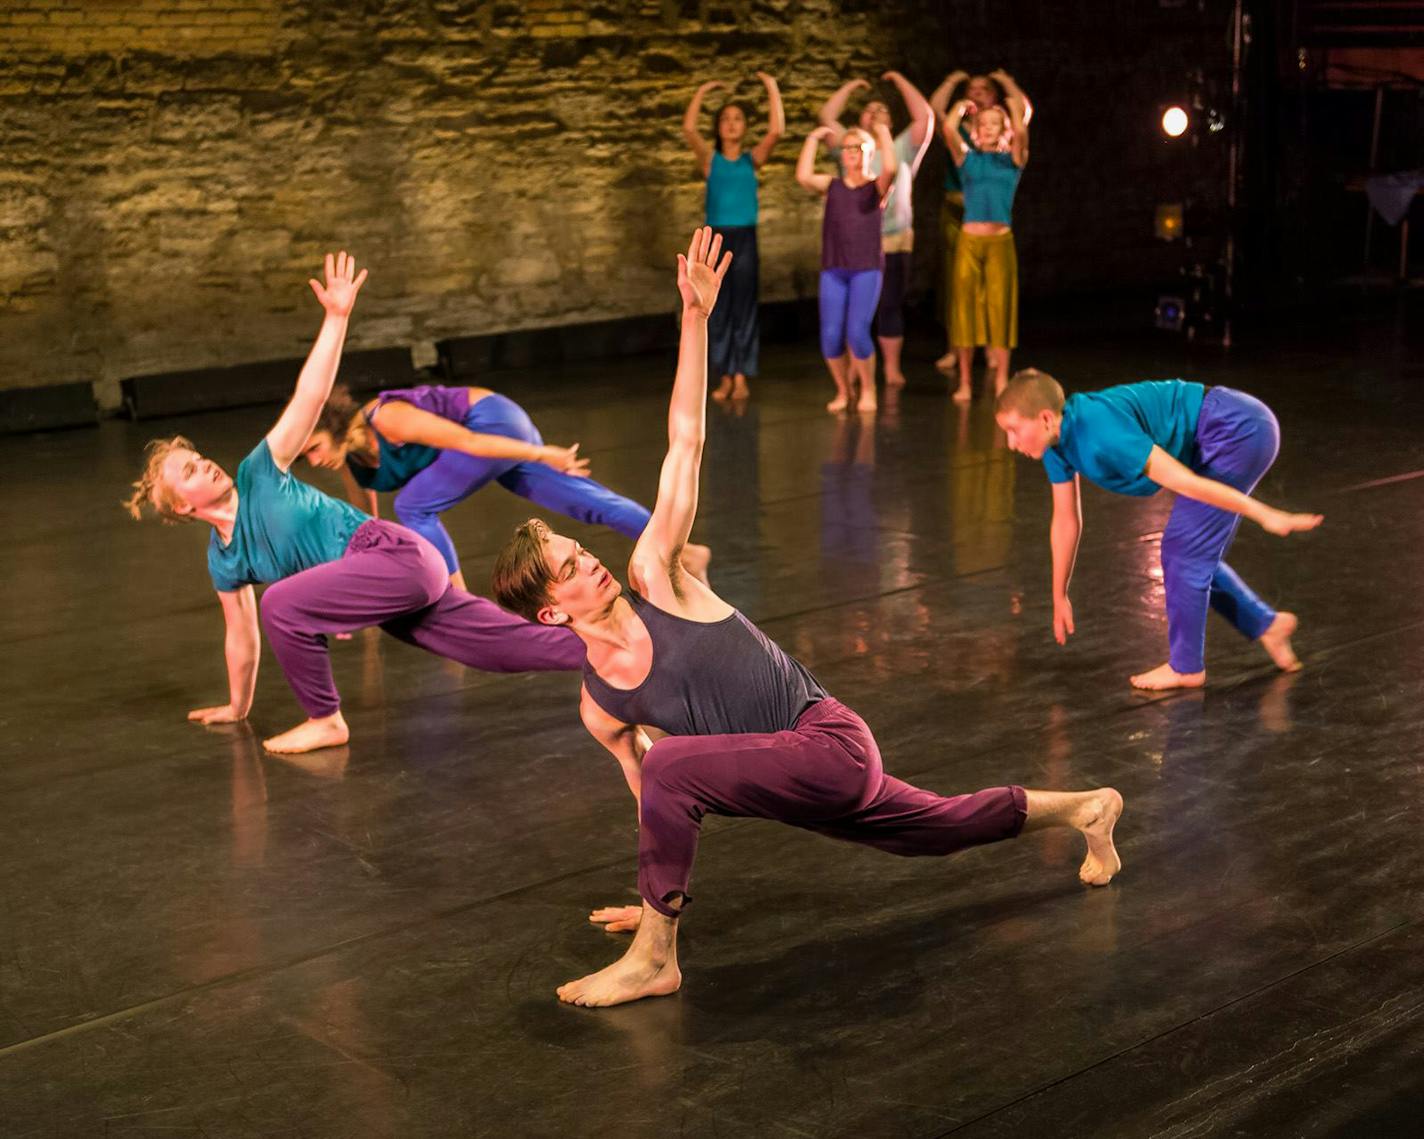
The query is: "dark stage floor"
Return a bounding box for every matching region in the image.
[3,300,1423,1137]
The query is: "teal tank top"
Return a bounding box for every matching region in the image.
[207,440,366,591]
[960,149,1022,225]
[347,386,471,492]
[705,151,759,228]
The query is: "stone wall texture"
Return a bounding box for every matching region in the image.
[0,0,1229,396]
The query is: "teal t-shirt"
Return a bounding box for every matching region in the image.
[348,431,441,493]
[207,440,367,592]
[1042,381,1207,497]
[960,149,1022,224]
[705,151,759,228]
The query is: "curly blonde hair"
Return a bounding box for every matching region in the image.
[124,435,198,523]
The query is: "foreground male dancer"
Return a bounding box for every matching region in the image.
[492,229,1123,1008]
[126,254,583,754]
[995,370,1323,690]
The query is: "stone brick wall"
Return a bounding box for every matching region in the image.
[0,0,1229,398]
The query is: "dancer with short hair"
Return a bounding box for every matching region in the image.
[303,384,708,593]
[995,369,1323,690]
[682,71,784,402]
[817,71,935,387]
[797,122,899,412]
[125,253,583,754]
[491,229,1124,1008]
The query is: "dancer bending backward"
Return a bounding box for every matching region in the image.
[929,70,1030,379]
[491,229,1124,1008]
[995,370,1323,691]
[302,384,708,593]
[682,71,784,402]
[817,71,935,388]
[944,77,1030,402]
[125,254,583,755]
[797,122,898,412]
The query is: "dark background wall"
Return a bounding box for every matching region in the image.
[0,0,1239,405]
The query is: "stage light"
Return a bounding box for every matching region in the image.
[1161,106,1189,138]
[1155,203,1184,240]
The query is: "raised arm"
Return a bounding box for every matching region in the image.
[883,70,933,149]
[1049,478,1082,645]
[682,80,723,176]
[266,252,368,472]
[872,122,898,195]
[795,127,836,193]
[929,69,969,119]
[749,71,785,167]
[630,228,731,584]
[1144,448,1323,535]
[1005,89,1030,168]
[188,586,261,724]
[371,401,589,476]
[990,69,1034,125]
[942,99,972,165]
[817,77,869,147]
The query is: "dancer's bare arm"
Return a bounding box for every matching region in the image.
[682,80,723,177]
[629,228,731,615]
[942,101,973,165]
[1144,448,1323,535]
[339,467,380,516]
[796,128,836,193]
[883,70,934,149]
[370,400,589,476]
[872,122,899,195]
[189,586,260,723]
[266,253,368,472]
[1005,90,1030,168]
[816,78,869,147]
[929,69,968,119]
[989,69,1034,125]
[749,71,786,167]
[1049,478,1082,644]
[580,687,652,805]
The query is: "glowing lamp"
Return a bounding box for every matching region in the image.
[1161,106,1189,138]
[1155,203,1184,240]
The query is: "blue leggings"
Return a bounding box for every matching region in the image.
[819,268,883,360]
[1162,387,1280,673]
[393,394,652,574]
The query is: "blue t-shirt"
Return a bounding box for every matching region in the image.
[1042,381,1207,496]
[960,149,1022,224]
[705,151,758,228]
[207,440,367,592]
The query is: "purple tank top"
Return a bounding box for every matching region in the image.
[821,179,884,271]
[582,591,826,736]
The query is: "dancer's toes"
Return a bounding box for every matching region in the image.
[1129,663,1205,691]
[711,377,734,402]
[934,352,957,374]
[1258,612,1301,672]
[856,394,878,412]
[826,396,849,413]
[556,956,681,1008]
[730,375,751,400]
[263,713,350,754]
[951,385,972,404]
[885,371,907,388]
[1076,788,1123,886]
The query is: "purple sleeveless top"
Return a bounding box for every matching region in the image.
[821,179,884,271]
[582,591,826,736]
[347,385,471,492]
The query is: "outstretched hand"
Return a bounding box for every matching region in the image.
[589,905,642,934]
[536,442,591,478]
[308,251,368,318]
[1259,508,1324,537]
[808,124,836,142]
[676,226,732,318]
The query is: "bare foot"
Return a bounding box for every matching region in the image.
[951,385,972,403]
[711,376,733,402]
[263,712,350,754]
[885,371,907,388]
[1129,663,1206,691]
[934,351,957,374]
[1074,788,1123,886]
[1258,612,1301,672]
[827,395,849,413]
[856,391,878,412]
[730,375,751,400]
[680,542,712,585]
[557,950,682,1008]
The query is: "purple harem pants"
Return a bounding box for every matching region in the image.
[636,697,1027,918]
[259,518,585,717]
[1162,387,1281,674]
